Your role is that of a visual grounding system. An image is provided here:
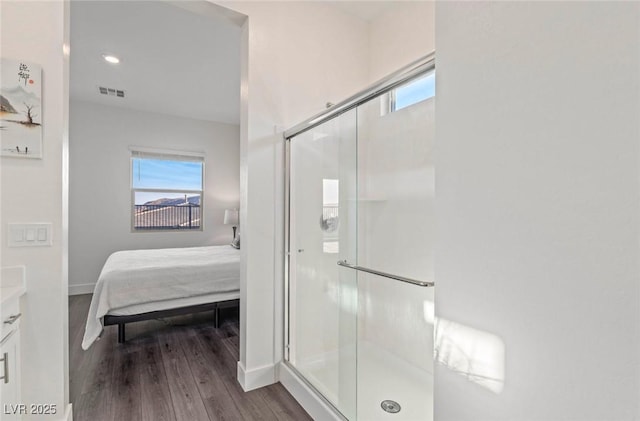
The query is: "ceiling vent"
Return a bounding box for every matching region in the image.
[98,86,125,98]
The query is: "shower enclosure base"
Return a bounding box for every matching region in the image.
[279,362,345,421]
[293,340,433,420]
[357,341,433,421]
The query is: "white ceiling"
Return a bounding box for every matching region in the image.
[70,1,241,124]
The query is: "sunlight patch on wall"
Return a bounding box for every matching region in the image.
[425,301,506,394]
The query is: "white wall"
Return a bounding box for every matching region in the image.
[0,1,70,419]
[368,1,435,82]
[216,0,370,391]
[69,101,240,294]
[435,2,640,419]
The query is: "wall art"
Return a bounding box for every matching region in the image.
[1,58,43,158]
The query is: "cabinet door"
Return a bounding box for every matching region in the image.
[1,329,21,421]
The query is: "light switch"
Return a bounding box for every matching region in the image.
[12,228,24,242]
[8,223,52,247]
[25,229,36,241]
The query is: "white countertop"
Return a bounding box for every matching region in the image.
[1,266,27,305]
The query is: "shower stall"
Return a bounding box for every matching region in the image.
[284,54,435,420]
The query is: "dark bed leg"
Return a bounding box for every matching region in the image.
[118,323,125,343]
[214,306,220,328]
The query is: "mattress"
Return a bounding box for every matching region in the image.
[82,245,240,349]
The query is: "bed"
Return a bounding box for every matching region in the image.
[82,245,240,350]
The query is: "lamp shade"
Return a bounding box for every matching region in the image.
[224,209,239,225]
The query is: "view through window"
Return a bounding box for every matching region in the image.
[392,72,435,112]
[131,150,204,231]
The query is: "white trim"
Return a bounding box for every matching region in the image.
[56,403,72,421]
[129,145,205,159]
[279,362,343,421]
[273,135,285,366]
[132,188,202,194]
[68,283,94,296]
[236,361,276,391]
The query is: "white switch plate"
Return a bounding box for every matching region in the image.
[8,223,52,247]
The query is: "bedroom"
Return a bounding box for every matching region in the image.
[68,0,241,297]
[1,1,640,421]
[66,0,248,418]
[68,0,241,329]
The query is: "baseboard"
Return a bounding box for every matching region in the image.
[54,403,72,421]
[279,362,344,421]
[236,361,276,391]
[68,283,94,296]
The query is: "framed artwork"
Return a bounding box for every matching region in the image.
[1,58,43,158]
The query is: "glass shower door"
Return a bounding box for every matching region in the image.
[287,108,358,419]
[354,70,435,420]
[286,62,436,421]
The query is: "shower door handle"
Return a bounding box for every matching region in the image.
[337,260,434,287]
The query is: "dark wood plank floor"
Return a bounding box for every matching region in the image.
[69,294,311,421]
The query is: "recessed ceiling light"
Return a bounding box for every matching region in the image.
[102,54,120,64]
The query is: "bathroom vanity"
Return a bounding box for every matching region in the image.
[1,266,26,421]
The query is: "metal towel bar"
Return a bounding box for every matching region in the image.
[337,260,434,287]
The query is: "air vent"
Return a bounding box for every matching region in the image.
[98,86,125,98]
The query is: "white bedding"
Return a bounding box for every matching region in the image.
[82,245,240,350]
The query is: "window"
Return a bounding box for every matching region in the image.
[321,179,339,254]
[131,148,204,231]
[385,71,435,114]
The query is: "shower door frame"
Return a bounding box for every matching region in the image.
[282,52,436,420]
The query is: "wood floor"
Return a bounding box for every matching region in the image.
[69,294,311,421]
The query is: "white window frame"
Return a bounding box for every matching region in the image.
[130,147,205,232]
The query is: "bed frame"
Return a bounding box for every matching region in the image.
[103,298,239,343]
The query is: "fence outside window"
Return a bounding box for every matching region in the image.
[134,204,201,230]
